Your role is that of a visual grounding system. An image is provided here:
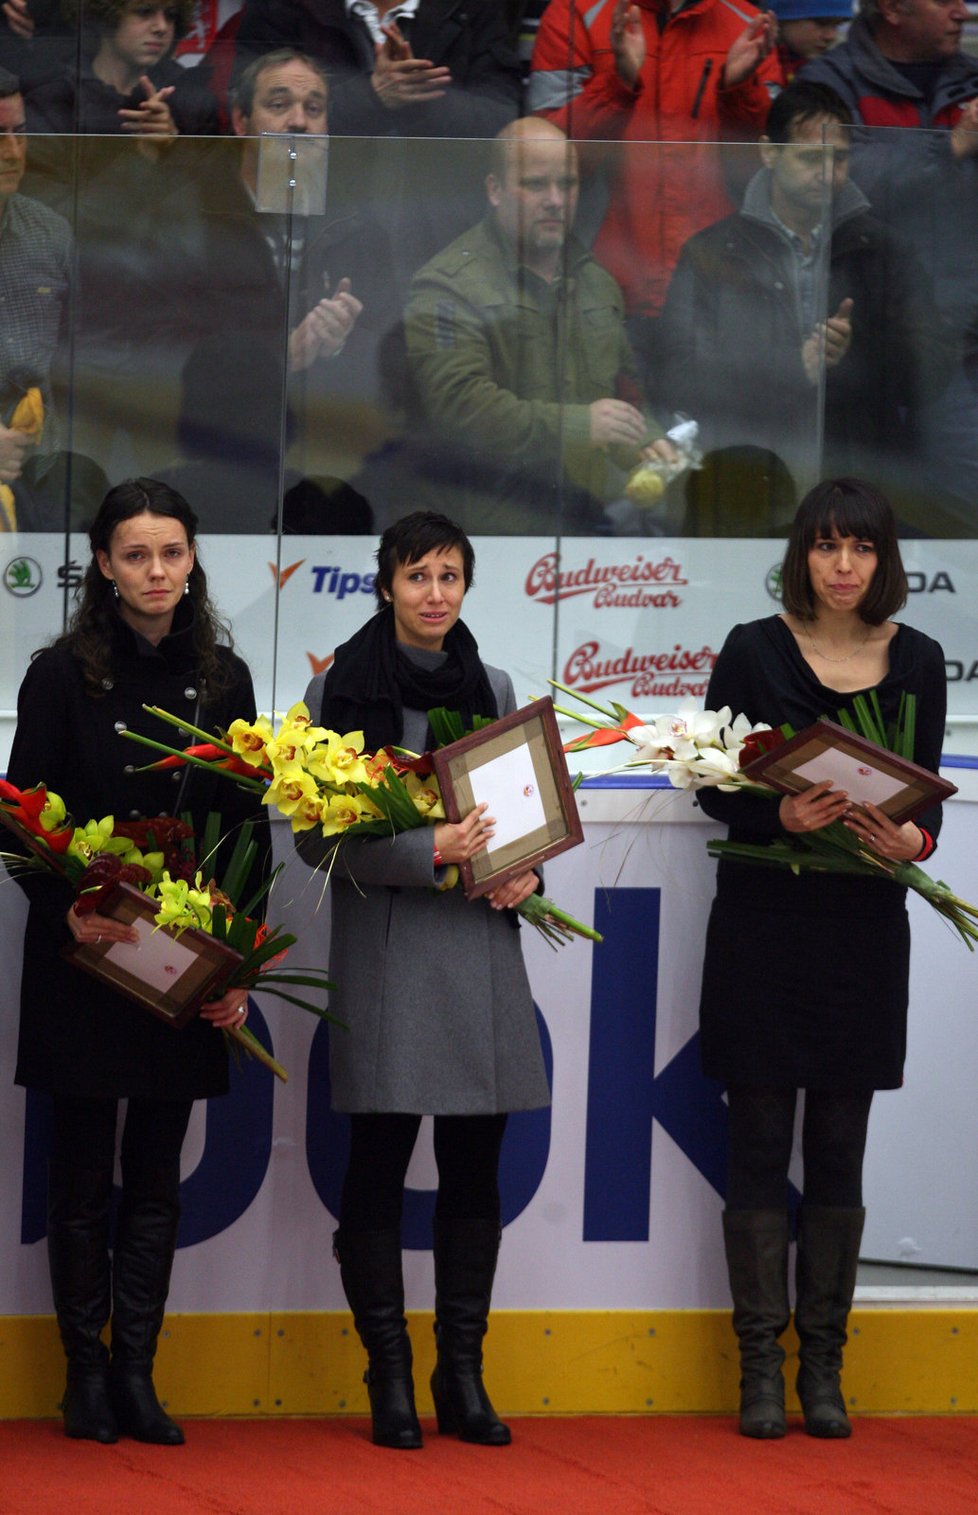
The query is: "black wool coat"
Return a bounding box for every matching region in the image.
[5,606,270,1100]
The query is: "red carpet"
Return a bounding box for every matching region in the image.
[2,1416,977,1515]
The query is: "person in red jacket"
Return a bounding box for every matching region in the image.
[529,0,780,366]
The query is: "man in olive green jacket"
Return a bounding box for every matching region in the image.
[404,117,670,535]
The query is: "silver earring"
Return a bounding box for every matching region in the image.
[110,579,119,600]
[183,580,190,596]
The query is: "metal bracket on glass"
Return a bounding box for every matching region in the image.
[255,132,329,216]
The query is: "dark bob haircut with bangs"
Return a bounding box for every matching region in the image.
[780,478,908,624]
[374,511,475,610]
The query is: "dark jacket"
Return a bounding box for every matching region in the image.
[234,0,521,137]
[6,606,270,1100]
[803,16,978,324]
[658,170,956,490]
[25,54,220,137]
[404,214,657,534]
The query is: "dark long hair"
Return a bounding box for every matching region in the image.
[50,478,234,694]
[780,478,908,625]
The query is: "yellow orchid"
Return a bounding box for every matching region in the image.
[154,871,213,934]
[305,730,370,787]
[227,715,275,767]
[264,762,320,819]
[320,792,381,836]
[288,792,329,833]
[67,816,131,866]
[404,772,445,820]
[39,789,67,832]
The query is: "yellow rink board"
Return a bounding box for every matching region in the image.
[1,1309,976,1419]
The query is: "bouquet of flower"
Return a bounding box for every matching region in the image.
[118,703,602,950]
[0,782,335,1079]
[552,684,978,951]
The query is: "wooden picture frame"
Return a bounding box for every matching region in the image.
[62,881,241,1029]
[740,719,956,825]
[431,698,584,900]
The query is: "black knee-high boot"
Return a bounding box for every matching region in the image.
[47,1160,118,1444]
[333,1228,423,1450]
[794,1205,865,1439]
[722,1209,791,1439]
[430,1216,510,1446]
[108,1159,184,1445]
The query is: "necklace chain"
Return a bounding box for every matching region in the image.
[803,625,871,664]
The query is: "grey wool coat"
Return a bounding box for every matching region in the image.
[298,659,551,1115]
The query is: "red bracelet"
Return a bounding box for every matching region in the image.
[433,844,443,868]
[914,828,934,862]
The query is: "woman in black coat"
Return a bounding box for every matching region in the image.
[697,479,946,1442]
[6,478,269,1447]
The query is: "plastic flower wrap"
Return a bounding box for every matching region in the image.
[625,417,702,508]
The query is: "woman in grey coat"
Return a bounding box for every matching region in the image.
[297,512,549,1451]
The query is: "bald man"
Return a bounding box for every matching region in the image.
[403,118,670,536]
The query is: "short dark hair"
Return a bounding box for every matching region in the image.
[0,66,21,99]
[765,80,853,144]
[374,512,475,610]
[232,49,328,121]
[780,478,908,624]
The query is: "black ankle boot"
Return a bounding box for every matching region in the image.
[795,1205,865,1440]
[333,1228,422,1450]
[430,1217,510,1446]
[109,1159,184,1445]
[722,1210,790,1440]
[47,1160,119,1444]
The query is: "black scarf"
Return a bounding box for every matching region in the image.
[318,606,498,752]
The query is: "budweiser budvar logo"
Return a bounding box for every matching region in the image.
[564,641,717,699]
[525,552,688,609]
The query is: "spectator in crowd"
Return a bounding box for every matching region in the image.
[402,116,674,535]
[177,49,400,486]
[0,66,71,520]
[0,0,77,93]
[769,0,850,85]
[657,81,954,527]
[232,0,521,136]
[528,0,780,377]
[803,0,978,531]
[25,0,219,136]
[230,1,523,287]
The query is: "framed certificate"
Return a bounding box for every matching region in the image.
[740,719,956,825]
[432,698,584,900]
[62,882,241,1029]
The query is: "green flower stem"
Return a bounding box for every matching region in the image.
[517,892,603,944]
[225,1023,288,1082]
[142,705,240,756]
[547,680,619,721]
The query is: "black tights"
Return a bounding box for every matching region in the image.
[340,1112,508,1233]
[726,1086,874,1211]
[50,1096,194,1178]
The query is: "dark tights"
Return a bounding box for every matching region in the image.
[50,1096,194,1177]
[726,1086,874,1211]
[340,1112,508,1233]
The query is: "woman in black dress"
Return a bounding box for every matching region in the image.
[697,479,946,1441]
[6,479,269,1446]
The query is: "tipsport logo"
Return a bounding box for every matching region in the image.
[268,560,376,601]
